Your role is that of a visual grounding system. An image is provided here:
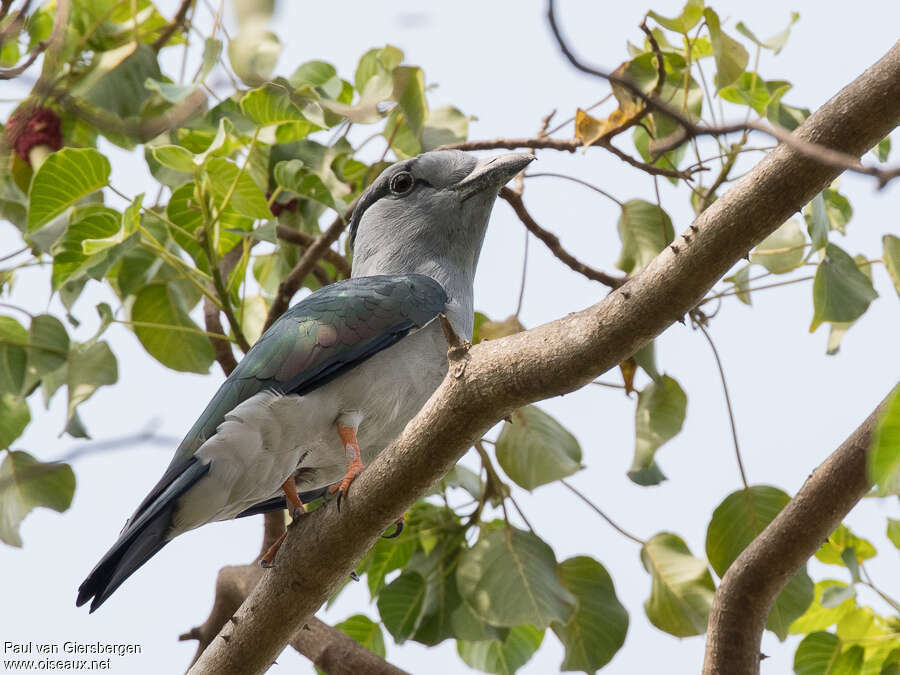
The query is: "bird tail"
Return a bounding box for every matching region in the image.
[76,458,210,612]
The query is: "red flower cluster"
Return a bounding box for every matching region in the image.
[5,106,63,163]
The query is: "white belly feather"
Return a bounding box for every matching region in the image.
[170,320,449,536]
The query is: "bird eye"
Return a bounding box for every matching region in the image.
[389,171,415,195]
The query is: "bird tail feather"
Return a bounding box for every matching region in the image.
[76,459,210,612]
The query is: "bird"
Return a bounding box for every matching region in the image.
[76,149,534,612]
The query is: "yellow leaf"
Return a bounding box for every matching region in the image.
[574,99,642,148]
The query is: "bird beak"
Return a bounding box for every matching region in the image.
[455,152,536,200]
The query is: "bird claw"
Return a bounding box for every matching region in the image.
[290,506,305,522]
[349,570,360,582]
[259,559,275,569]
[382,515,405,539]
[328,461,365,511]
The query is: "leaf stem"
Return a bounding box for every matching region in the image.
[561,479,645,545]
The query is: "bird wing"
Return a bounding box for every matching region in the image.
[77,274,446,611]
[136,273,448,516]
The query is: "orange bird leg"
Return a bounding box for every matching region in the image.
[260,531,286,568]
[258,479,307,568]
[329,423,365,507]
[282,477,306,521]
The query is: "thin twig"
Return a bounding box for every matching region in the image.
[694,320,749,489]
[152,0,194,50]
[440,136,695,179]
[500,188,625,289]
[561,479,645,545]
[275,225,351,277]
[525,171,623,206]
[546,0,900,188]
[515,228,528,317]
[264,208,352,331]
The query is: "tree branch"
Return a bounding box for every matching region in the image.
[275,225,352,278]
[547,0,900,187]
[702,395,889,675]
[152,0,194,51]
[440,136,694,179]
[499,188,625,289]
[264,211,351,332]
[188,40,900,675]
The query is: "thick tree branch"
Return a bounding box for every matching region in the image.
[702,396,888,675]
[188,41,900,675]
[499,187,625,289]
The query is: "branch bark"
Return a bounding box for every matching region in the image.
[189,42,900,675]
[499,187,625,288]
[702,396,888,675]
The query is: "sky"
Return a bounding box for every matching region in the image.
[1,1,899,674]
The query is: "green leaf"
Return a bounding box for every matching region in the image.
[640,532,715,637]
[151,145,196,173]
[704,8,749,90]
[376,571,426,644]
[648,0,704,34]
[628,375,686,486]
[869,386,900,496]
[0,317,28,397]
[392,66,428,137]
[793,631,848,675]
[551,556,628,672]
[355,45,403,92]
[616,199,675,274]
[28,314,69,376]
[364,534,417,597]
[241,85,307,126]
[736,12,799,54]
[725,265,752,305]
[790,580,857,635]
[130,284,214,373]
[205,157,272,220]
[718,72,783,115]
[705,486,814,639]
[144,79,197,104]
[0,394,30,449]
[883,235,900,299]
[825,255,872,356]
[66,341,117,425]
[495,405,582,490]
[888,519,900,551]
[51,207,121,289]
[0,450,75,547]
[875,136,891,162]
[28,148,111,231]
[273,160,341,211]
[422,106,470,151]
[822,188,852,234]
[810,244,878,332]
[457,625,544,675]
[228,27,282,86]
[750,219,806,274]
[815,524,877,566]
[200,38,222,80]
[457,527,575,629]
[820,584,856,610]
[805,193,830,252]
[334,614,386,658]
[75,42,161,118]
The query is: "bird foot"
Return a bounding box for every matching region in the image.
[328,459,365,510]
[383,514,406,539]
[259,530,287,568]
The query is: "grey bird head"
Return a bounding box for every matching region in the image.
[349,150,534,283]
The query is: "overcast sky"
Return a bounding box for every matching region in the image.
[2,1,899,673]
